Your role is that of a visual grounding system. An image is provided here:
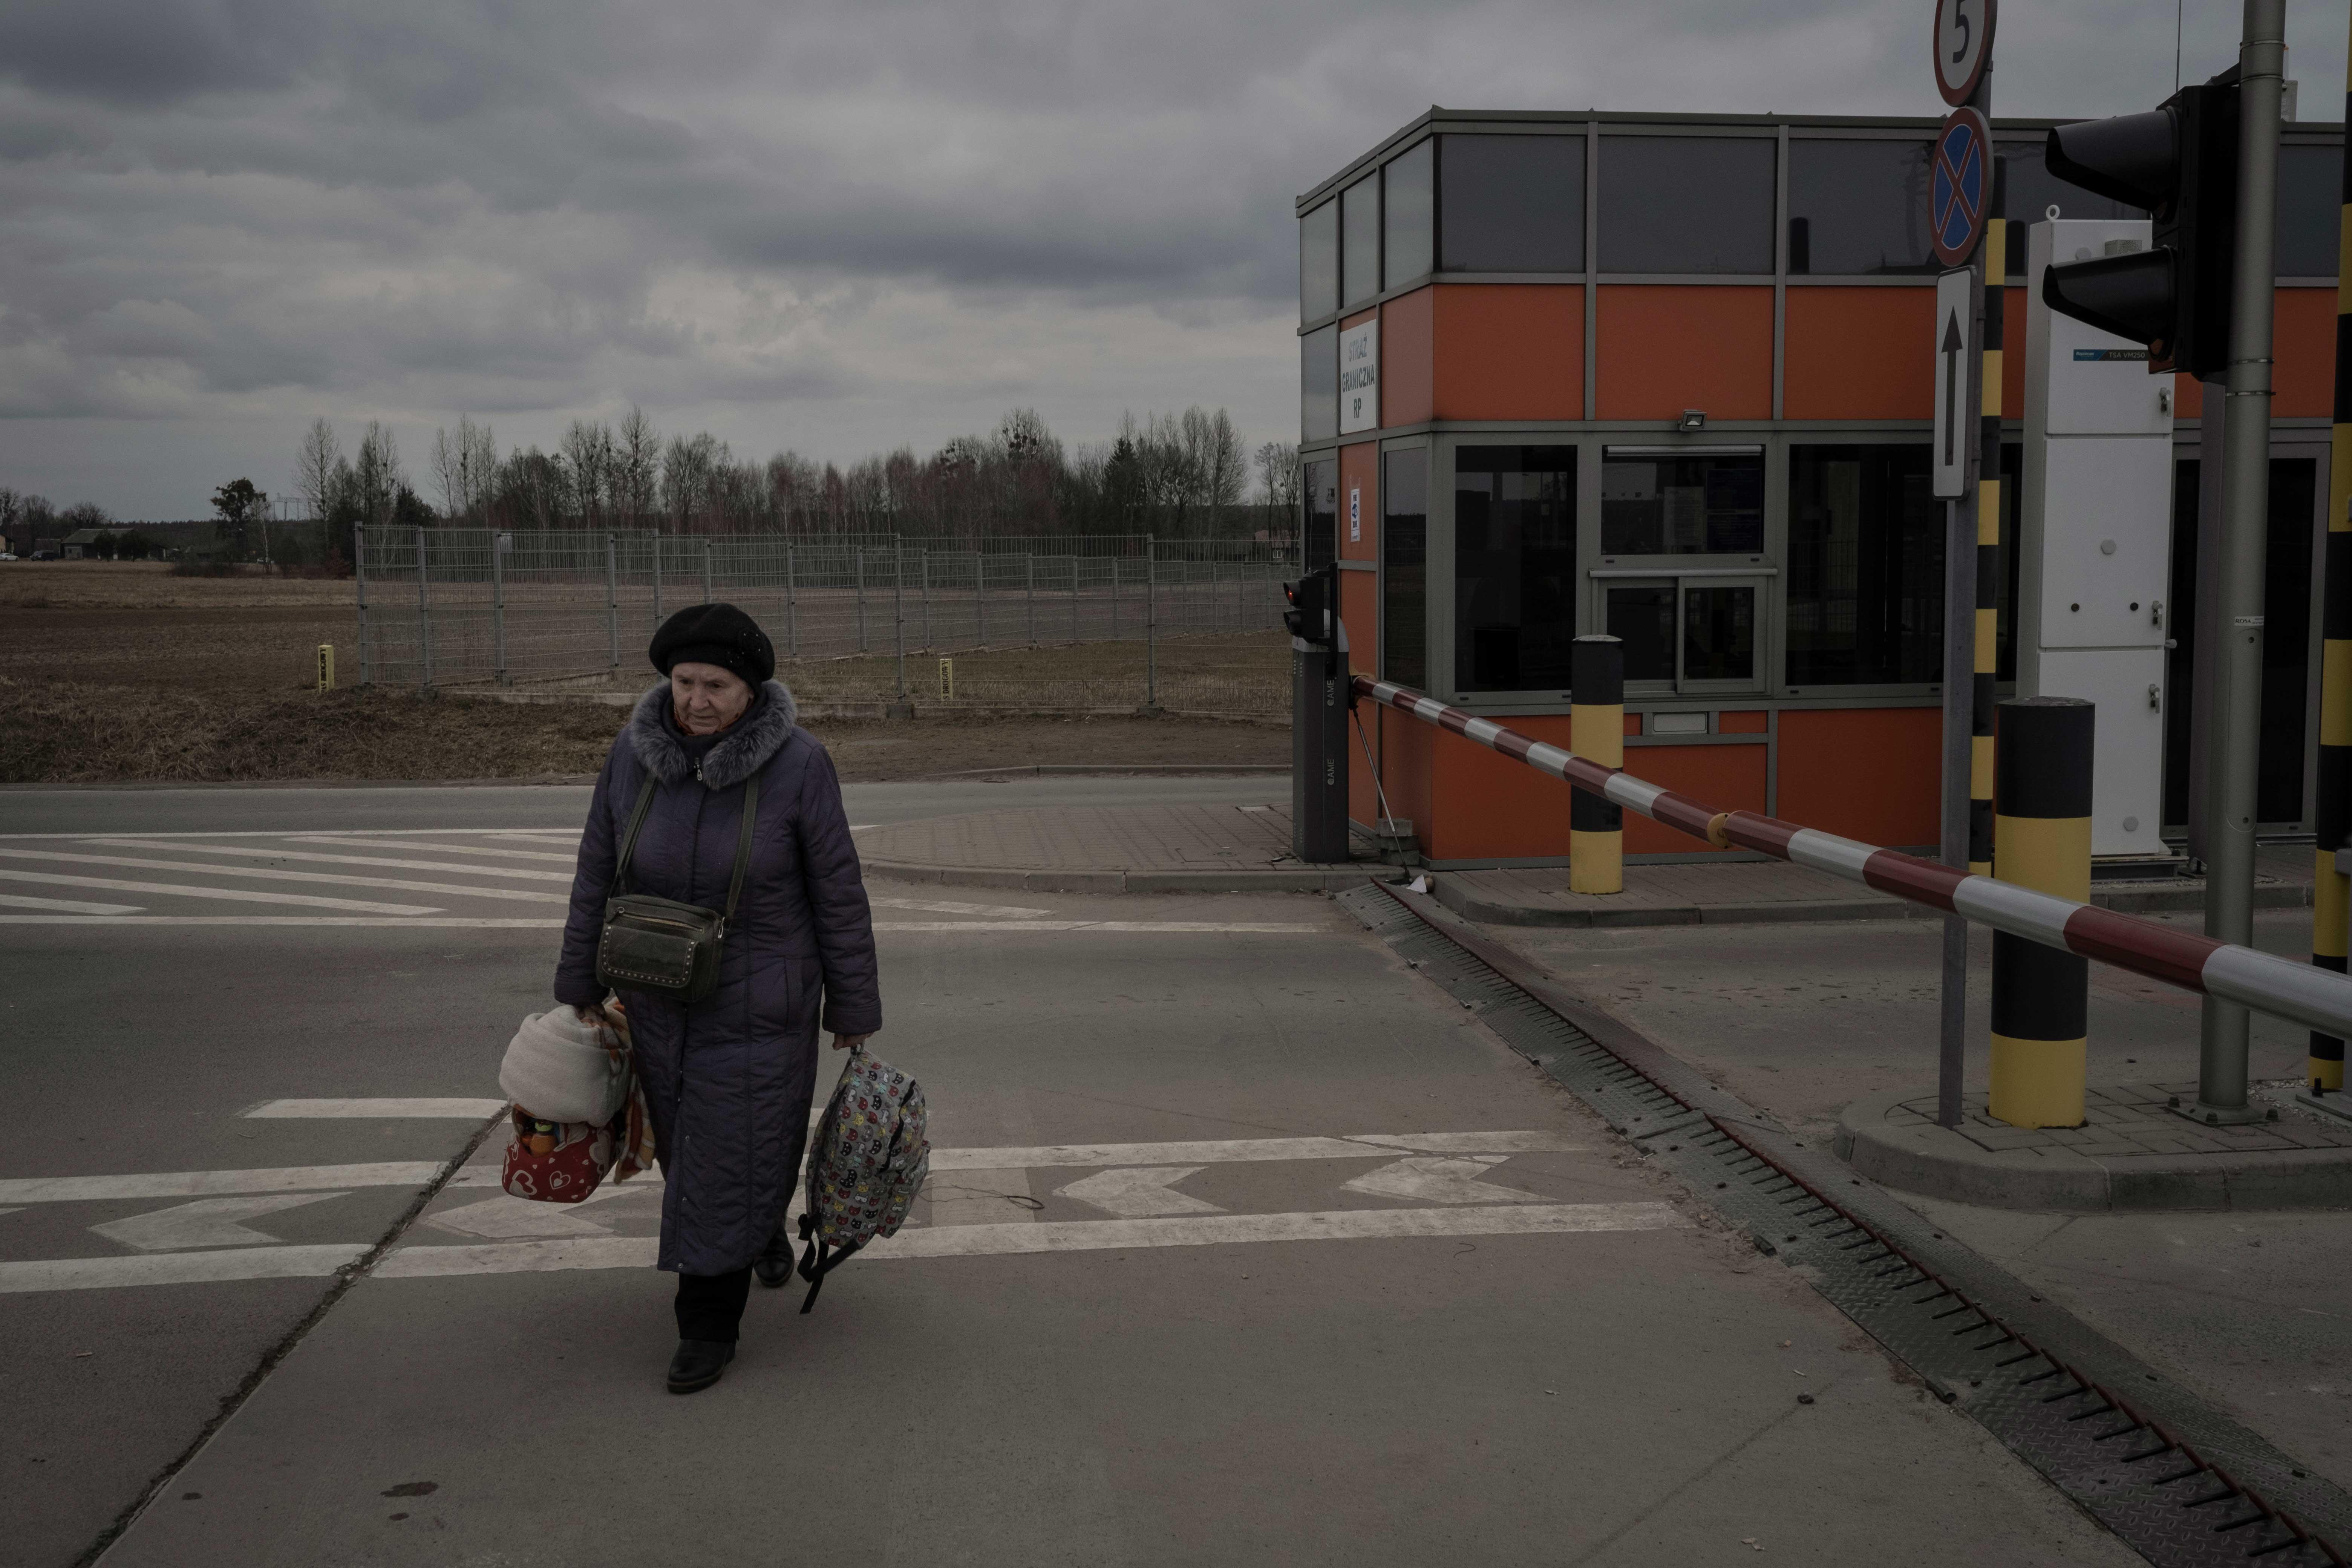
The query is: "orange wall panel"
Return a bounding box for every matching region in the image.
[1776,708,1941,849]
[2275,289,2334,418]
[1596,286,1772,420]
[1377,706,1435,839]
[1783,288,1937,419]
[1620,744,1769,855]
[1423,715,1581,861]
[1431,284,1583,420]
[1382,288,1435,429]
[1338,441,1377,563]
[2002,287,2025,418]
[1719,710,1768,734]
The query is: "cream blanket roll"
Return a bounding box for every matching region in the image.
[500,1007,628,1125]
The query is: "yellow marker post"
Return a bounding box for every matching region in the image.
[316,644,335,692]
[1988,697,2093,1128]
[1568,635,1624,895]
[938,657,954,702]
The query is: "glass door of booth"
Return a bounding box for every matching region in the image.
[1600,572,1768,695]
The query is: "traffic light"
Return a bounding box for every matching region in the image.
[1282,570,1332,644]
[2041,70,2240,377]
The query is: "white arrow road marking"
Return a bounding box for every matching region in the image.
[1055,1166,1222,1217]
[0,1245,372,1293]
[0,871,438,916]
[242,1099,508,1119]
[870,895,1054,918]
[0,892,144,914]
[0,1162,446,1204]
[91,1192,351,1252]
[84,839,575,881]
[423,1194,617,1241]
[0,1207,22,1220]
[0,847,565,904]
[1342,1156,1546,1206]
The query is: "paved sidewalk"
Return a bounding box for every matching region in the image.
[861,799,2318,922]
[1838,1081,2352,1211]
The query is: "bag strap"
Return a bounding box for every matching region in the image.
[795,1211,863,1315]
[723,773,760,924]
[613,776,658,896]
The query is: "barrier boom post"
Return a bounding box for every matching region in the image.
[1989,698,2093,1129]
[1569,635,1624,894]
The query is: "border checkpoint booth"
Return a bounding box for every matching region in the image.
[1296,107,2345,870]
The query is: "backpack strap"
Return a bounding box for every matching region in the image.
[795,1210,864,1314]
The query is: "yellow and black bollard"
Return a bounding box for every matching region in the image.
[1989,697,2093,1129]
[1970,219,2006,877]
[1569,634,1623,895]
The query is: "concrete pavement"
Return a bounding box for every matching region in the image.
[4,781,2151,1566]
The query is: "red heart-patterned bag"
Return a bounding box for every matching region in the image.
[500,1106,623,1204]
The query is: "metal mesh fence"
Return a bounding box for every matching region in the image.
[353,528,1297,717]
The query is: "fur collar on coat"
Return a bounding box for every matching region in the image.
[627,679,799,790]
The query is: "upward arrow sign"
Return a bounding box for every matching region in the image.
[1941,310,1965,468]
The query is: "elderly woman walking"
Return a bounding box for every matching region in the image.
[553,603,880,1394]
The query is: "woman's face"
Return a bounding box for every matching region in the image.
[670,663,753,735]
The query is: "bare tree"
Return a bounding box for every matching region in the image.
[1254,440,1300,516]
[352,422,405,529]
[294,418,340,523]
[615,407,659,531]
[430,415,497,522]
[660,432,722,533]
[560,419,616,528]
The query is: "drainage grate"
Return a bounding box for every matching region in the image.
[1343,881,2351,1567]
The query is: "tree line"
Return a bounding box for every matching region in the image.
[298,407,1300,542]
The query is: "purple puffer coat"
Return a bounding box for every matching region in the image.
[553,680,881,1276]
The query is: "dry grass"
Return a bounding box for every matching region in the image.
[0,677,1287,784]
[0,560,357,610]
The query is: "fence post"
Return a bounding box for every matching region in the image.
[1568,635,1624,894]
[1110,552,1119,641]
[1144,535,1158,711]
[605,533,620,671]
[1988,697,2094,1130]
[1026,553,1036,645]
[354,523,370,686]
[491,530,507,685]
[415,525,432,689]
[1071,555,1079,642]
[976,550,989,646]
[855,548,867,652]
[702,539,714,605]
[920,550,931,647]
[894,536,907,702]
[651,534,663,633]
[784,545,798,657]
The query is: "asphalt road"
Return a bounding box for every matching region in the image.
[4,782,2141,1567]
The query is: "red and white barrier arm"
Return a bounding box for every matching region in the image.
[1353,675,2352,1042]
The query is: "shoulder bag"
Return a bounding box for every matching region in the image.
[594,771,759,1002]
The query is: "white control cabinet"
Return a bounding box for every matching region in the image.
[2021,219,2177,858]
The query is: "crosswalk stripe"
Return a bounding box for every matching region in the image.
[86,839,574,882]
[291,837,577,864]
[0,1162,448,1204]
[243,1099,510,1119]
[0,870,438,916]
[870,896,1054,919]
[0,1244,372,1294]
[0,892,143,914]
[0,847,567,904]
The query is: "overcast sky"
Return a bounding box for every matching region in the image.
[0,0,2341,519]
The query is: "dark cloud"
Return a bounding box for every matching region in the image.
[0,0,2339,513]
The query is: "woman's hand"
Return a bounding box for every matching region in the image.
[574,1002,609,1027]
[831,1032,873,1053]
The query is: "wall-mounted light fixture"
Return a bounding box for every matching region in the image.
[1677,409,1707,432]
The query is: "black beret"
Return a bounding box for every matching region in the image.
[649,602,774,688]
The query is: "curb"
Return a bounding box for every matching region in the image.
[1834,1086,2352,1211]
[864,859,1380,894]
[1433,874,2312,928]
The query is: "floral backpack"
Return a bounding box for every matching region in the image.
[795,1044,929,1313]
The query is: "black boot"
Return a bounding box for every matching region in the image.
[666,1338,735,1394]
[754,1223,793,1288]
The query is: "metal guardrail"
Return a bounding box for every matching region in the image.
[1354,674,2352,1043]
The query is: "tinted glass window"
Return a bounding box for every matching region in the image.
[1683,585,1756,681]
[1455,446,1576,692]
[1606,586,1676,682]
[1598,136,1775,274]
[1383,141,1435,289]
[1600,453,1764,554]
[1301,325,1338,443]
[2276,142,2345,277]
[1997,140,2143,225]
[1785,445,1944,686]
[1382,449,1429,688]
[1342,174,1380,307]
[1787,138,1937,275]
[1441,135,1585,271]
[1300,200,1338,319]
[1305,458,1338,573]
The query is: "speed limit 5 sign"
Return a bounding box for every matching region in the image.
[1932,0,1995,106]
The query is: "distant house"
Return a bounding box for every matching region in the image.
[59,527,112,559]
